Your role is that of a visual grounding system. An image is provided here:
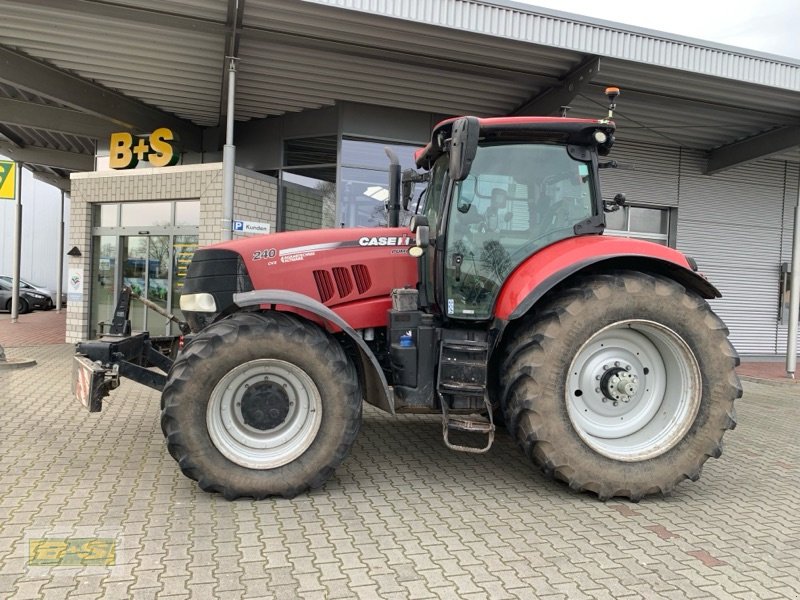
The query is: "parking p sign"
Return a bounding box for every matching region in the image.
[0,161,16,200]
[232,220,271,235]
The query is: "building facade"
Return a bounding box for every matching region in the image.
[64,101,800,357]
[0,0,797,357]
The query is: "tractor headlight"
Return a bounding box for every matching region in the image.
[180,293,217,312]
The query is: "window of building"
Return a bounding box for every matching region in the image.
[277,136,426,231]
[93,200,199,230]
[279,136,337,231]
[604,205,673,246]
[338,138,426,229]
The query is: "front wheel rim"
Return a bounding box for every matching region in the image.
[207,359,323,469]
[566,320,701,462]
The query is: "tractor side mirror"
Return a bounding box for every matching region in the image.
[448,116,480,182]
[603,192,627,212]
[401,169,430,212]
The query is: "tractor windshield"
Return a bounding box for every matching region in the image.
[444,143,595,320]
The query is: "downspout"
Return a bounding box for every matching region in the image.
[221,56,237,241]
[786,166,800,377]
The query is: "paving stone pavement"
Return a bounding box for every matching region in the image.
[0,343,798,600]
[0,311,67,348]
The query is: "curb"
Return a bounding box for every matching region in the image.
[0,358,37,369]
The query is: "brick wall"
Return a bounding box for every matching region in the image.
[284,181,328,231]
[231,170,278,239]
[67,164,277,343]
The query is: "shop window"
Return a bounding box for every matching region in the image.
[96,204,119,227]
[94,200,199,230]
[338,138,425,228]
[281,169,337,231]
[605,205,672,246]
[175,201,200,227]
[121,201,172,227]
[280,137,337,231]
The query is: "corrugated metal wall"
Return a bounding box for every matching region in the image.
[601,140,798,356]
[677,152,789,356]
[599,142,681,207]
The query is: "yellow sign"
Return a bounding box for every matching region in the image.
[28,538,116,567]
[109,127,179,169]
[0,160,16,200]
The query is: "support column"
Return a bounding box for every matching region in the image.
[221,56,238,241]
[10,162,23,322]
[56,190,65,313]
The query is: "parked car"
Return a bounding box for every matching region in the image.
[0,276,63,309]
[0,279,52,313]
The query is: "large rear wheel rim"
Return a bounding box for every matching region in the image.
[566,319,701,462]
[207,358,323,469]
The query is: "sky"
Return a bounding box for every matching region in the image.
[515,0,800,60]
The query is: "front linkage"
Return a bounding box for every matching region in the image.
[73,286,187,412]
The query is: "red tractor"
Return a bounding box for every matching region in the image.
[74,90,741,501]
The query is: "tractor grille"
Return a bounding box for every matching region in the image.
[313,264,371,303]
[332,267,353,297]
[313,270,335,303]
[352,264,372,294]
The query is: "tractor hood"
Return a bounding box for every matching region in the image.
[181,227,419,332]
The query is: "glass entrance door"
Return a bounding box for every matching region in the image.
[120,235,170,335]
[90,235,119,338]
[90,200,200,339]
[91,233,198,337]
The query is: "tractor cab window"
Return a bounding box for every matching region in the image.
[422,155,449,230]
[444,143,594,320]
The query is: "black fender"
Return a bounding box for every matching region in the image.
[232,289,394,415]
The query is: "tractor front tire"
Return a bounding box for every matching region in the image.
[161,311,361,500]
[502,271,741,501]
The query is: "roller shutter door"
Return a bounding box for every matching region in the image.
[676,152,789,356]
[601,142,794,356]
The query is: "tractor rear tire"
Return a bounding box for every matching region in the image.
[161,311,361,500]
[501,271,741,501]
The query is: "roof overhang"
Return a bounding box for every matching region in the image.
[0,0,797,184]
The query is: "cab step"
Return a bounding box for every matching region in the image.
[439,393,495,454]
[437,338,494,453]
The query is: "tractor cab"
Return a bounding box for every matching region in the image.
[409,116,615,321]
